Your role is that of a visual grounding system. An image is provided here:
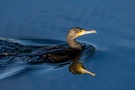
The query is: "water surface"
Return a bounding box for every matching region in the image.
[0,0,135,90]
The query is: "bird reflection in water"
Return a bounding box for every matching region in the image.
[0,27,96,79]
[68,50,96,76]
[69,62,96,76]
[65,46,96,76]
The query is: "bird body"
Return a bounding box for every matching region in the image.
[0,27,97,78]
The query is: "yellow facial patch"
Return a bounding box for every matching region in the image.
[77,30,86,36]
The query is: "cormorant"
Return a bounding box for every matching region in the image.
[38,27,97,76]
[0,27,97,78]
[39,27,96,62]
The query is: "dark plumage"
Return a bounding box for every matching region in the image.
[39,27,97,63]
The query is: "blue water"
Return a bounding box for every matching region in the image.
[0,0,135,90]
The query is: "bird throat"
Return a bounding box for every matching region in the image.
[67,38,82,50]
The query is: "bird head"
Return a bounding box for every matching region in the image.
[67,27,97,39]
[69,62,96,76]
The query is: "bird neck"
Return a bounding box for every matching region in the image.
[67,36,82,50]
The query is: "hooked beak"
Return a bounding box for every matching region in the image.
[77,30,97,36]
[80,67,96,76]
